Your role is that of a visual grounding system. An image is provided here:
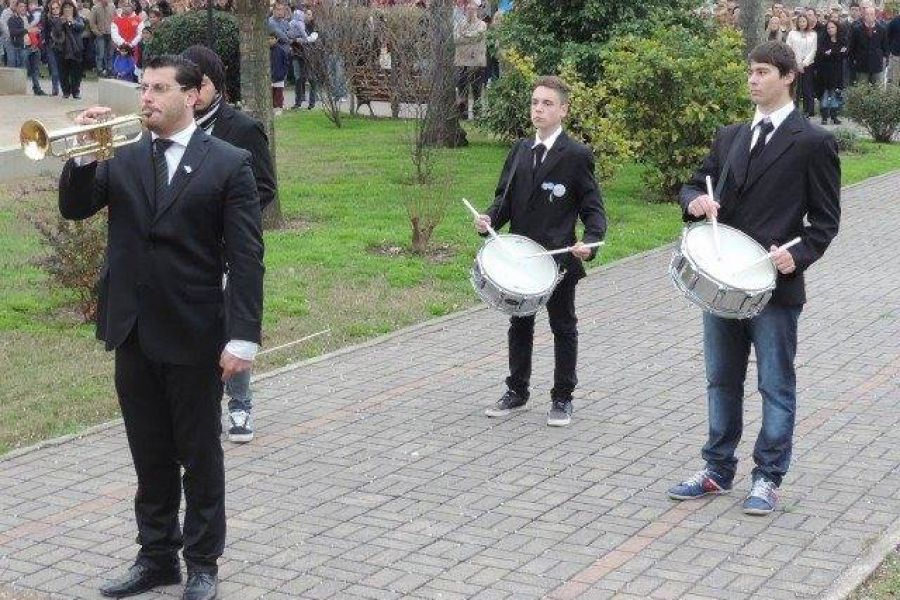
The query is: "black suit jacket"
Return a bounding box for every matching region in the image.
[679,109,841,305]
[484,132,607,280]
[59,128,265,366]
[209,102,277,210]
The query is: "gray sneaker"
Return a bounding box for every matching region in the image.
[547,399,573,427]
[485,390,527,417]
[227,410,254,443]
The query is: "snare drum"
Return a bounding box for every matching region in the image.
[471,234,562,317]
[669,222,776,320]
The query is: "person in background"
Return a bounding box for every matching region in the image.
[49,0,84,98]
[111,41,135,80]
[786,13,817,117]
[849,5,889,84]
[817,19,847,124]
[90,0,113,76]
[111,0,141,50]
[182,44,277,444]
[886,7,900,85]
[269,29,291,115]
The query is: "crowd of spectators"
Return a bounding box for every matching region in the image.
[710,0,900,124]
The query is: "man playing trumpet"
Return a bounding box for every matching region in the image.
[58,55,264,600]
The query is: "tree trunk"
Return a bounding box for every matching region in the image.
[234,0,284,229]
[423,0,467,147]
[739,0,763,57]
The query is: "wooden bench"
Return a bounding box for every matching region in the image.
[351,64,428,118]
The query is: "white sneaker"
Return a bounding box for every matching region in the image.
[227,410,254,443]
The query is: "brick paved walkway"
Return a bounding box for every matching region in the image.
[1,172,899,599]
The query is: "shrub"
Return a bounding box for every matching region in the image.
[844,84,900,143]
[560,62,633,182]
[479,49,536,142]
[495,0,699,83]
[144,10,241,102]
[831,127,864,154]
[32,215,106,323]
[601,25,749,201]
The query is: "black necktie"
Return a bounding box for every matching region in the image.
[532,143,546,179]
[153,138,174,212]
[749,119,774,162]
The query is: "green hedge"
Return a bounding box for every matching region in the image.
[144,10,241,102]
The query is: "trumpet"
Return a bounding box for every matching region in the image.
[20,114,146,161]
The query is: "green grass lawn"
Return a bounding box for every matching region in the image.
[1,113,898,455]
[849,551,900,600]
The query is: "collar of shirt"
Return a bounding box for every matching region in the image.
[533,126,563,152]
[751,101,794,136]
[151,120,197,149]
[151,121,197,184]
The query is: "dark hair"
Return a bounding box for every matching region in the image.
[532,75,570,104]
[181,44,226,92]
[144,54,203,91]
[748,41,797,77]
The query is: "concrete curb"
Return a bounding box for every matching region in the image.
[819,520,900,599]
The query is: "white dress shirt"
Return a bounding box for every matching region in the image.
[750,101,795,149]
[532,126,563,162]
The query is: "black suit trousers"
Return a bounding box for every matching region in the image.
[506,274,579,401]
[114,328,225,573]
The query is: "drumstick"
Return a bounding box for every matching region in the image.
[521,241,605,259]
[733,237,802,274]
[706,175,722,260]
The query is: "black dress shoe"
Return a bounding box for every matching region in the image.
[99,563,181,598]
[183,571,218,600]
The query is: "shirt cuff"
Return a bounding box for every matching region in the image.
[225,340,259,361]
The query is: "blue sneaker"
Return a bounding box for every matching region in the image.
[742,478,778,515]
[667,468,732,500]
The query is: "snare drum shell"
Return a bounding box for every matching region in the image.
[669,223,777,320]
[470,234,562,317]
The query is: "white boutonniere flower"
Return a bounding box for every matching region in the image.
[552,184,566,198]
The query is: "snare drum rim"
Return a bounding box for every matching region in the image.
[476,234,560,296]
[680,223,777,294]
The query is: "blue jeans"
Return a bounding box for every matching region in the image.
[47,48,61,93]
[701,303,802,487]
[25,49,42,92]
[94,34,112,74]
[7,44,24,68]
[225,369,252,413]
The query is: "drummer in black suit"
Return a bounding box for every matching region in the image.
[668,41,840,515]
[473,75,606,427]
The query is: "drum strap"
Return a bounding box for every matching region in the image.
[716,134,738,201]
[499,140,526,208]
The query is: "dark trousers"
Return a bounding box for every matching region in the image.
[506,274,579,402]
[59,57,82,97]
[456,66,485,119]
[798,69,816,116]
[851,69,881,85]
[701,303,802,488]
[114,329,225,573]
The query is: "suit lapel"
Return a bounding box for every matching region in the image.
[154,129,211,223]
[728,124,752,191]
[531,132,570,201]
[137,132,155,215]
[744,109,803,192]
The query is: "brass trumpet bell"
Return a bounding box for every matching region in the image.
[20,115,145,161]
